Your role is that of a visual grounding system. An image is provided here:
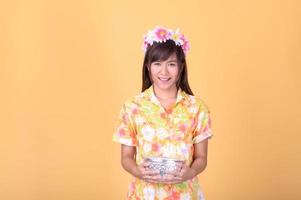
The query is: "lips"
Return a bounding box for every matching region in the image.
[158,77,171,81]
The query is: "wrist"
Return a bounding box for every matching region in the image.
[182,167,197,182]
[189,167,198,178]
[132,165,141,178]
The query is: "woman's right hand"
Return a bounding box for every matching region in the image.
[121,145,161,183]
[135,160,161,183]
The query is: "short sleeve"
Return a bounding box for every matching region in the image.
[112,103,137,146]
[192,104,213,144]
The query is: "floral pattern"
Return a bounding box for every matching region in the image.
[113,85,213,200]
[143,26,190,54]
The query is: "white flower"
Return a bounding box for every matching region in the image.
[170,28,184,46]
[143,142,152,153]
[157,188,168,199]
[135,116,145,125]
[143,186,155,200]
[141,125,155,142]
[138,137,144,145]
[199,111,205,120]
[180,193,191,200]
[188,106,199,114]
[145,30,156,45]
[162,143,176,157]
[144,105,155,113]
[150,94,159,104]
[189,95,196,104]
[156,128,168,139]
[173,117,181,124]
[177,142,189,160]
[197,189,205,200]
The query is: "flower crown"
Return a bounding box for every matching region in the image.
[142,26,190,54]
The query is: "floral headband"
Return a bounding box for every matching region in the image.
[142,26,190,54]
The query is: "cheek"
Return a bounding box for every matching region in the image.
[150,67,159,76]
[148,68,157,80]
[170,67,179,77]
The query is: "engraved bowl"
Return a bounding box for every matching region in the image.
[144,157,185,177]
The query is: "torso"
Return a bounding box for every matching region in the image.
[158,99,176,112]
[112,85,212,199]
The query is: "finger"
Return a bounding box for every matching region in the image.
[166,176,182,181]
[148,177,162,183]
[143,170,160,176]
[181,165,189,171]
[143,178,156,183]
[143,175,153,180]
[177,165,188,174]
[160,178,182,184]
[162,175,182,182]
[139,165,158,174]
[145,179,162,184]
[143,176,163,184]
[176,162,184,167]
[164,180,181,185]
[166,171,183,179]
[142,159,151,165]
[167,170,179,176]
[143,174,162,180]
[139,167,147,174]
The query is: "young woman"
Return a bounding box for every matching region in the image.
[113,26,213,199]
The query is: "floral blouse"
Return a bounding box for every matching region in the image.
[112,85,213,200]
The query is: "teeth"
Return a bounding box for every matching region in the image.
[159,78,170,81]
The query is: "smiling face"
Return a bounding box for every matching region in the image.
[148,53,180,91]
[142,40,193,96]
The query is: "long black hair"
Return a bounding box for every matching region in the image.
[141,40,194,95]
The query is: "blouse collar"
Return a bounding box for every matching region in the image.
[145,84,186,106]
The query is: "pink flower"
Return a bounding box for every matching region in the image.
[142,26,190,54]
[180,34,190,54]
[132,108,138,115]
[119,128,125,136]
[152,143,160,151]
[179,124,187,133]
[154,27,171,42]
[170,190,180,199]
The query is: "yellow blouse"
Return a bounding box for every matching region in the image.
[113,85,213,200]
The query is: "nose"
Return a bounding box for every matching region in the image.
[160,64,168,75]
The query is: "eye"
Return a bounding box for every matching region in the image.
[168,62,177,67]
[153,62,161,66]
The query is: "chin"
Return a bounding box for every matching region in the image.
[154,82,176,90]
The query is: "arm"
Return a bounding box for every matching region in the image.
[121,144,140,177]
[190,138,209,176]
[162,139,209,184]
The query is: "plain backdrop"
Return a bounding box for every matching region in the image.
[0,0,301,199]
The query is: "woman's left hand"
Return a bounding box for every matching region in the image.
[159,164,197,184]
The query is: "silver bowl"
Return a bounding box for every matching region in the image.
[144,157,185,177]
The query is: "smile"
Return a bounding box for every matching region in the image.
[158,77,171,81]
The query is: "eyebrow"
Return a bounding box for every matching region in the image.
[154,60,177,63]
[157,60,177,63]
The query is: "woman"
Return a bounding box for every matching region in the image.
[113,26,213,199]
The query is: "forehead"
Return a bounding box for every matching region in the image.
[159,53,177,62]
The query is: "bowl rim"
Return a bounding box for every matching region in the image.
[144,156,186,162]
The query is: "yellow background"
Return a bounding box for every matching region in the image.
[1,0,301,199]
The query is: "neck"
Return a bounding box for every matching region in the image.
[153,85,178,100]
